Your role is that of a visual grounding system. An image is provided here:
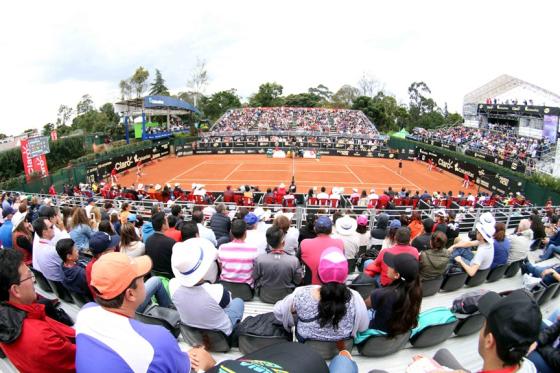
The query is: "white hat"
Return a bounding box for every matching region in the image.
[137,184,144,190]
[479,212,496,226]
[476,222,495,244]
[172,238,217,287]
[154,184,162,191]
[279,183,285,188]
[166,183,171,188]
[174,183,181,187]
[335,215,357,236]
[370,188,376,193]
[202,206,216,217]
[352,188,358,193]
[11,211,27,232]
[192,183,197,190]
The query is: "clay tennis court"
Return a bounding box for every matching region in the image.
[118,154,478,195]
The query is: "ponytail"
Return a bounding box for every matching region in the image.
[387,276,422,336]
[318,282,352,329]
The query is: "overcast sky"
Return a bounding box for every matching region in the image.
[1,0,558,135]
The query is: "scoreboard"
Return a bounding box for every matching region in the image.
[27,136,50,158]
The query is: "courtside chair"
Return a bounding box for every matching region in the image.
[302,338,354,360]
[135,304,181,338]
[440,272,469,292]
[258,287,294,304]
[453,312,485,336]
[504,260,523,278]
[486,264,508,283]
[357,331,411,357]
[179,323,232,352]
[465,268,491,287]
[46,279,74,304]
[420,276,444,297]
[409,319,458,348]
[220,281,254,301]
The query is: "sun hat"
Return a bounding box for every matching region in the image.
[479,212,496,226]
[383,252,419,282]
[356,215,368,226]
[476,221,495,243]
[389,219,402,230]
[244,213,258,226]
[335,216,358,236]
[318,247,348,284]
[90,231,120,255]
[477,290,541,353]
[314,216,332,231]
[137,184,144,190]
[91,252,152,300]
[11,211,27,232]
[171,238,218,287]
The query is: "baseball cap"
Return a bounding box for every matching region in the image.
[87,197,96,204]
[389,219,402,230]
[383,252,419,282]
[2,206,15,218]
[356,215,368,226]
[127,214,138,223]
[90,231,120,255]
[477,290,541,353]
[91,252,152,300]
[314,216,332,231]
[244,212,258,226]
[318,247,348,284]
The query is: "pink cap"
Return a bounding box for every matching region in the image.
[318,247,348,284]
[356,215,368,226]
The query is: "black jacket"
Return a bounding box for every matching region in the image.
[536,319,560,371]
[145,232,176,276]
[210,213,231,240]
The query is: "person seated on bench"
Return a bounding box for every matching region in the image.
[274,247,368,342]
[171,238,244,336]
[365,253,422,336]
[56,238,90,297]
[451,218,495,277]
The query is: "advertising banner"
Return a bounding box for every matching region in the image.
[20,139,49,181]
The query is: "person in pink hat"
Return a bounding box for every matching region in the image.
[273,247,368,345]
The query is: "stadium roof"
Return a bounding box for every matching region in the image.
[114,95,200,115]
[464,74,560,107]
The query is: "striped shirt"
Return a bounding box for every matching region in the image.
[218,239,258,285]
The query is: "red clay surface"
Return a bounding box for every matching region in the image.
[118,154,480,195]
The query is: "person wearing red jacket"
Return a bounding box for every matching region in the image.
[0,250,76,373]
[364,227,419,287]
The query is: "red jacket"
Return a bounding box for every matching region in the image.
[365,244,419,286]
[0,302,75,373]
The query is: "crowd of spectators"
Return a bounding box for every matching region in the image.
[211,107,379,136]
[0,185,558,372]
[412,125,551,163]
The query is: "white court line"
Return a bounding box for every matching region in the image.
[166,161,207,184]
[381,165,422,190]
[172,177,418,186]
[223,163,244,180]
[345,165,364,184]
[239,169,352,174]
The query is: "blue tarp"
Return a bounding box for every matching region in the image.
[143,95,200,114]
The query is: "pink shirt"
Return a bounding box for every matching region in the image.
[218,239,258,286]
[300,235,344,284]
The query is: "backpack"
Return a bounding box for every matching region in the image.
[451,289,489,315]
[237,312,291,339]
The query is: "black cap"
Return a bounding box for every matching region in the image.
[478,290,541,352]
[383,252,419,282]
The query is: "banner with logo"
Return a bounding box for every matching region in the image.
[20,139,49,181]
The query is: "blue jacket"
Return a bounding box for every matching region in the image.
[70,224,93,251]
[0,220,13,248]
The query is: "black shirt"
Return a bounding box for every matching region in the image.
[145,232,176,276]
[369,285,399,332]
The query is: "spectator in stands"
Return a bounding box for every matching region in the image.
[0,250,76,373]
[171,238,244,337]
[85,231,120,297]
[528,317,560,372]
[218,219,258,286]
[430,290,541,373]
[453,219,495,276]
[244,212,268,255]
[445,211,460,245]
[370,213,389,248]
[382,219,401,249]
[530,213,546,250]
[508,219,532,263]
[300,216,344,284]
[408,211,423,242]
[274,247,368,342]
[333,215,360,259]
[178,221,219,283]
[119,202,132,226]
[356,215,369,248]
[210,203,232,246]
[75,252,188,372]
[366,253,422,335]
[89,206,102,231]
[11,211,33,265]
[298,212,317,245]
[272,213,299,255]
[0,206,15,248]
[69,208,94,252]
[32,217,64,282]
[191,209,217,246]
[367,188,379,206]
[316,186,329,201]
[253,226,303,292]
[358,190,368,207]
[56,238,90,297]
[365,227,419,287]
[164,215,182,242]
[521,261,560,286]
[491,222,510,269]
[84,197,96,218]
[120,222,145,258]
[419,231,449,280]
[539,219,560,261]
[145,212,175,276]
[223,185,234,202]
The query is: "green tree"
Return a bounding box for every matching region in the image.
[130,67,150,98]
[352,93,408,132]
[308,84,332,104]
[199,89,241,121]
[283,93,321,107]
[408,81,438,127]
[447,112,463,125]
[331,85,360,108]
[175,91,198,106]
[76,94,94,115]
[71,110,109,133]
[56,105,74,127]
[149,69,170,96]
[249,82,284,107]
[42,123,54,136]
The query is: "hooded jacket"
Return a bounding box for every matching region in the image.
[0,302,75,373]
[370,213,389,245]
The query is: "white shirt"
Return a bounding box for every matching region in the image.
[317,192,329,200]
[367,193,379,202]
[197,223,217,247]
[245,229,268,256]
